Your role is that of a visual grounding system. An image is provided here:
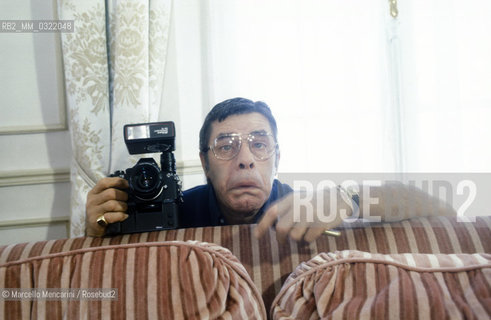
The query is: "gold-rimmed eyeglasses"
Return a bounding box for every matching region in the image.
[207,132,277,161]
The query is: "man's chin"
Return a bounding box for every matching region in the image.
[228,198,264,216]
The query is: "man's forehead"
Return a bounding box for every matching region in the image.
[210,112,272,136]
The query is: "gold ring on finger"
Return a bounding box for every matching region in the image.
[96,215,108,227]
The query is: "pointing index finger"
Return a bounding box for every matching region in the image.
[254,203,279,239]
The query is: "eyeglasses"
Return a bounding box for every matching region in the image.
[208,132,277,161]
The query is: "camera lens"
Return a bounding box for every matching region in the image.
[137,168,157,189]
[130,162,162,200]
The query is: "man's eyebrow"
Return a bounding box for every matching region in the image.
[250,130,269,135]
[216,132,236,138]
[215,130,270,139]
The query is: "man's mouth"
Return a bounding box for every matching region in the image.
[231,181,260,189]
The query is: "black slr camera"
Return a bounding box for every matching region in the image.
[106,121,182,235]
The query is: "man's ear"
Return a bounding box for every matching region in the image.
[199,152,209,175]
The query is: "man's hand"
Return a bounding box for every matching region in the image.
[254,182,457,244]
[86,177,129,237]
[254,190,350,244]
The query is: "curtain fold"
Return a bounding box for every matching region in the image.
[58,0,172,237]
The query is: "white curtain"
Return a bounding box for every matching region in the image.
[202,0,491,173]
[203,0,395,172]
[58,0,172,237]
[397,0,491,172]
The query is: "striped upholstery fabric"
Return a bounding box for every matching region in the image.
[0,241,266,319]
[271,250,491,319]
[1,216,490,319]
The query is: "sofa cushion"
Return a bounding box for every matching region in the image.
[271,250,491,319]
[1,216,489,313]
[0,240,266,319]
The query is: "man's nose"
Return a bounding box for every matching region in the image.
[236,143,255,169]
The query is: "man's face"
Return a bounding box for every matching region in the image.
[200,112,279,219]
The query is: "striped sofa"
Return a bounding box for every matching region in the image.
[1,216,490,319]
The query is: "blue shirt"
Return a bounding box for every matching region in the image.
[179,179,292,227]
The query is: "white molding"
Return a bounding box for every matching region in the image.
[0,216,70,229]
[0,123,68,135]
[0,217,71,239]
[0,31,67,136]
[0,160,201,187]
[0,168,70,187]
[176,159,203,175]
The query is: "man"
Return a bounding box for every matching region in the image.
[86,98,291,237]
[86,98,456,241]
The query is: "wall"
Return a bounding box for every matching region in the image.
[0,0,207,245]
[0,0,71,245]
